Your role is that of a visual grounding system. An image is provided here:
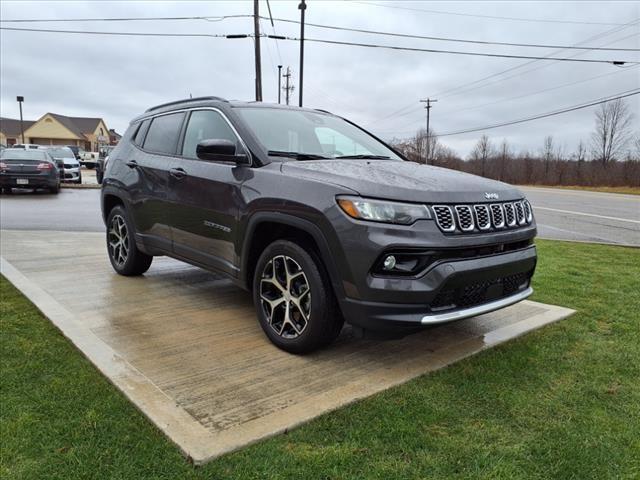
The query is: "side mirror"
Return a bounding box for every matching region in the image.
[196,139,250,165]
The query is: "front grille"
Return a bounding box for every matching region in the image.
[430,270,532,312]
[433,206,455,232]
[431,199,533,235]
[64,164,76,169]
[454,205,474,231]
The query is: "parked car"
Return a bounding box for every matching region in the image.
[65,145,85,160]
[80,151,99,169]
[11,143,41,150]
[46,146,81,184]
[101,97,537,353]
[0,148,60,194]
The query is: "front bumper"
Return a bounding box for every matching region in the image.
[62,168,80,182]
[339,244,537,333]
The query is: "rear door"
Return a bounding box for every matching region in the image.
[126,112,185,252]
[166,109,248,276]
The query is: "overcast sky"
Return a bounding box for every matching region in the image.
[1,0,638,156]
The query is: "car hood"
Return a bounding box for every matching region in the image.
[280,160,523,203]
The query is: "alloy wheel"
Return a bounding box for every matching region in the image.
[108,214,129,268]
[260,255,311,338]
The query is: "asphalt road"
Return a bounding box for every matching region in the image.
[0,186,638,246]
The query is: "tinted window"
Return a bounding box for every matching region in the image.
[47,147,75,158]
[144,113,184,154]
[0,149,48,160]
[133,119,151,146]
[182,110,239,159]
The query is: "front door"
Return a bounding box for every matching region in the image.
[167,109,248,276]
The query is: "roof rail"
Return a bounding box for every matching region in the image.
[145,96,228,112]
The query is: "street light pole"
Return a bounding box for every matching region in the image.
[277,64,282,104]
[298,0,306,107]
[16,96,25,143]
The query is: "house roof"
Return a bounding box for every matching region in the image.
[47,113,104,137]
[109,128,122,139]
[0,117,35,137]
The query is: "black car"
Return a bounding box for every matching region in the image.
[0,148,61,194]
[101,97,537,353]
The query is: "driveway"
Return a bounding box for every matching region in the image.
[0,229,573,463]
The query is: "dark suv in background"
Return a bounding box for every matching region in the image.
[101,97,537,353]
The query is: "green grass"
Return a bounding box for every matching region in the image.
[1,240,639,479]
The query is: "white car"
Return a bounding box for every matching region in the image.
[46,146,82,184]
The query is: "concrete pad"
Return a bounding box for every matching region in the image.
[0,230,574,464]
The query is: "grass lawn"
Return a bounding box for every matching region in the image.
[1,240,639,479]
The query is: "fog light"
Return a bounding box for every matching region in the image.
[383,255,397,271]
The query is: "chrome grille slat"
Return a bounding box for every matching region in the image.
[432,200,532,234]
[504,203,516,227]
[474,205,491,230]
[490,204,505,228]
[514,201,526,225]
[454,205,474,231]
[432,205,455,232]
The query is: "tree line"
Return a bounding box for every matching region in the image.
[391,98,639,188]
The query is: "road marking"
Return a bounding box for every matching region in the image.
[534,206,640,224]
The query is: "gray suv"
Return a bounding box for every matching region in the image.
[101,97,537,353]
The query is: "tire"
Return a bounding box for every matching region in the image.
[253,240,344,354]
[50,184,60,194]
[106,205,153,276]
[76,174,82,184]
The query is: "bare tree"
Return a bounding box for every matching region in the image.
[574,140,587,183]
[497,139,510,181]
[590,98,634,165]
[470,135,493,177]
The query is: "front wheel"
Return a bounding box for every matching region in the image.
[106,205,153,276]
[253,240,343,354]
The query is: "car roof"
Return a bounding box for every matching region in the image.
[132,97,334,123]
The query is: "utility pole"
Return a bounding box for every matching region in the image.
[253,0,262,102]
[277,65,282,104]
[420,98,438,135]
[420,98,437,164]
[283,67,294,106]
[16,96,25,143]
[298,0,306,107]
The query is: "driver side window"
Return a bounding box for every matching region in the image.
[182,110,239,159]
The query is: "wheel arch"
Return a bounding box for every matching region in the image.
[240,213,345,301]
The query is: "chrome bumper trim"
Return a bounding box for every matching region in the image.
[421,286,533,324]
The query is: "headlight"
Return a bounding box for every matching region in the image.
[337,196,431,225]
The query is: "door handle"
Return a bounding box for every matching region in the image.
[169,167,187,179]
[125,160,139,169]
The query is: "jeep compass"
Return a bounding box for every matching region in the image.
[101,97,537,353]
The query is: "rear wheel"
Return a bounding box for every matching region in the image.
[253,240,343,354]
[50,182,60,194]
[106,205,153,276]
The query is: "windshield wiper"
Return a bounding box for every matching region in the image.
[268,150,329,160]
[333,154,391,160]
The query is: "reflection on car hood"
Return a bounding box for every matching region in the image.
[281,160,523,203]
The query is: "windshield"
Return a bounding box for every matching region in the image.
[235,107,402,160]
[47,148,75,159]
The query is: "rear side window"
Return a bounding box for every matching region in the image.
[181,110,239,159]
[143,113,184,155]
[133,119,150,146]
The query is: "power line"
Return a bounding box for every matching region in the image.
[432,20,640,99]
[3,13,638,52]
[351,1,631,26]
[270,35,636,65]
[0,14,254,23]
[0,26,241,38]
[268,17,640,52]
[437,89,640,136]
